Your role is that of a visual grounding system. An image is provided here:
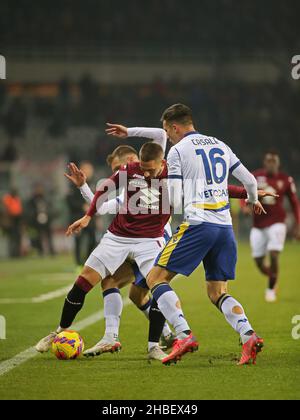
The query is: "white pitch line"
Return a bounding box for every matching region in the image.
[0,285,73,304]
[0,297,132,377]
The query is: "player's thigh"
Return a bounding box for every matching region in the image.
[81,265,103,287]
[156,223,216,278]
[133,238,165,280]
[203,227,237,282]
[267,223,287,253]
[108,261,136,290]
[85,233,129,280]
[147,266,177,289]
[250,227,268,258]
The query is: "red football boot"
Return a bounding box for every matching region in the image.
[162,333,199,366]
[238,333,264,366]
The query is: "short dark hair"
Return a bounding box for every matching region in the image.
[264,150,280,158]
[139,142,164,162]
[161,103,193,125]
[106,145,138,166]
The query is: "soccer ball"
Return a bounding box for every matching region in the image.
[52,330,84,360]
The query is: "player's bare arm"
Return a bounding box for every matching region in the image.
[66,215,91,236]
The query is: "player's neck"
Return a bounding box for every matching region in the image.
[179,125,197,140]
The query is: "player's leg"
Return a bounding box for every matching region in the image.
[205,227,264,365]
[36,232,126,354]
[147,224,211,364]
[265,223,287,302]
[83,263,134,357]
[36,265,102,353]
[269,251,279,288]
[133,239,176,361]
[250,227,269,276]
[85,262,138,357]
[129,263,174,348]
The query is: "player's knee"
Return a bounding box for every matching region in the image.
[255,258,264,270]
[129,285,149,307]
[101,276,118,292]
[207,290,221,305]
[80,266,102,287]
[270,251,279,262]
[146,266,172,290]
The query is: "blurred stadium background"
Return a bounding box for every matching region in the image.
[0,0,299,260]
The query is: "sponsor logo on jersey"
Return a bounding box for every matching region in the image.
[132,174,145,180]
[129,179,148,189]
[139,188,161,210]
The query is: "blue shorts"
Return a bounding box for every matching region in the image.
[155,222,237,281]
[132,262,148,289]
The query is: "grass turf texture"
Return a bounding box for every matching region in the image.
[0,242,299,400]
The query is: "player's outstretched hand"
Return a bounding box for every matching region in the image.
[66,215,91,237]
[258,190,279,199]
[106,123,128,139]
[64,163,87,188]
[252,201,267,216]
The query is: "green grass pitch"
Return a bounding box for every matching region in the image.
[0,242,299,400]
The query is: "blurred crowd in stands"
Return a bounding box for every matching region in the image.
[0,76,299,176]
[1,0,298,52]
[0,185,56,258]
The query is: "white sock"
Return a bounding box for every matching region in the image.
[153,288,190,336]
[56,327,64,334]
[162,323,172,338]
[103,289,123,340]
[148,342,159,351]
[220,296,253,343]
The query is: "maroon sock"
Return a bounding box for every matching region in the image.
[76,276,93,293]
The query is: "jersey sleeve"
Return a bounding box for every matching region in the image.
[167,147,183,180]
[86,167,123,217]
[226,145,242,174]
[286,177,300,225]
[226,145,258,204]
[79,183,95,205]
[127,127,167,155]
[167,147,183,211]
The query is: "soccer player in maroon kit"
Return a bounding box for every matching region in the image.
[247,151,300,302]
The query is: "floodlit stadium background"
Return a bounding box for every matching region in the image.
[0,0,299,258]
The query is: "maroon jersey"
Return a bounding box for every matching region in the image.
[87,162,170,238]
[252,169,300,229]
[86,162,252,238]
